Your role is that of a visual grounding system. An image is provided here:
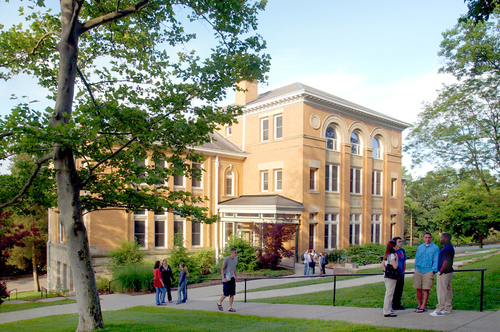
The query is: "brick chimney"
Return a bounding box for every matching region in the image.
[235,80,258,106]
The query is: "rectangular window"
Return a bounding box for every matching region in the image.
[174,219,184,246]
[191,222,201,246]
[350,168,362,194]
[134,220,146,246]
[349,214,361,245]
[309,224,316,249]
[274,114,283,139]
[261,170,268,192]
[391,178,397,197]
[155,220,165,247]
[372,171,382,196]
[174,165,184,187]
[275,169,282,191]
[325,213,338,249]
[261,117,269,142]
[226,125,232,136]
[325,164,339,192]
[371,215,381,243]
[390,214,397,239]
[310,168,317,191]
[191,163,203,188]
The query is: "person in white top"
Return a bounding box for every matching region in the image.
[381,240,399,317]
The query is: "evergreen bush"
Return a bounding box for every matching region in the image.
[107,240,144,272]
[192,248,216,275]
[217,235,258,272]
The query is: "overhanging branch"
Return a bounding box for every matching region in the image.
[0,152,54,209]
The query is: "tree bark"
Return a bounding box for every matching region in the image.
[52,1,104,330]
[32,242,40,292]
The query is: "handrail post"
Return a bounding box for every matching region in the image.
[480,269,484,312]
[333,275,337,306]
[244,278,247,303]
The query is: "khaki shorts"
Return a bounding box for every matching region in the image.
[413,270,435,290]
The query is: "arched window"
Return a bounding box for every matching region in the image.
[325,125,337,150]
[350,132,360,155]
[372,137,381,159]
[225,170,234,196]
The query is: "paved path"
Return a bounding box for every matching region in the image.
[1,250,499,331]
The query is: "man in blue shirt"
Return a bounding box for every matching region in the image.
[430,233,455,317]
[392,237,407,310]
[413,232,439,313]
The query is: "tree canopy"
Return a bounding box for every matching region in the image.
[0,1,270,330]
[405,12,500,204]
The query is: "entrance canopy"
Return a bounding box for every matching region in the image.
[218,195,304,224]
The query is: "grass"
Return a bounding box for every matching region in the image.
[0,299,76,313]
[0,306,435,332]
[3,291,60,301]
[242,250,497,294]
[251,252,500,311]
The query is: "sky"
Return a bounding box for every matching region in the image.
[0,0,469,175]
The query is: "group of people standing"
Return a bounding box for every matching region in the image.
[153,259,189,306]
[382,232,455,318]
[303,249,328,275]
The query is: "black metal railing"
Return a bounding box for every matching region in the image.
[188,268,487,312]
[8,288,18,301]
[40,286,48,299]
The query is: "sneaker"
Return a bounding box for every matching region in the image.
[430,311,445,317]
[441,310,451,314]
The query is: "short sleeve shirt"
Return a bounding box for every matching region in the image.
[438,243,455,273]
[222,255,238,279]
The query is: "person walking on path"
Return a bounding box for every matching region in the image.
[382,240,399,317]
[430,233,455,317]
[413,232,439,313]
[319,252,328,276]
[176,262,188,304]
[303,249,310,275]
[153,260,166,306]
[217,247,238,312]
[160,258,175,303]
[392,236,407,310]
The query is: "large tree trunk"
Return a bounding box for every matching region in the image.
[32,243,40,292]
[52,2,104,330]
[478,234,484,248]
[55,148,104,331]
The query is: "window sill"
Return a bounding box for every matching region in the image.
[309,190,320,194]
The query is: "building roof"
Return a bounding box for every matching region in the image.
[219,195,304,209]
[192,131,247,158]
[244,82,411,130]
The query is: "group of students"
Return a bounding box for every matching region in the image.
[153,259,189,306]
[382,232,455,318]
[303,249,329,275]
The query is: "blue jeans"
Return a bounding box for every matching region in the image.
[155,286,166,305]
[177,281,187,304]
[304,263,308,275]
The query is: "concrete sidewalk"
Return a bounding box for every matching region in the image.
[1,270,499,331]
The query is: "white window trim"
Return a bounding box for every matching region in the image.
[325,213,339,249]
[173,217,185,245]
[154,218,167,248]
[226,125,232,136]
[225,170,234,196]
[261,117,269,142]
[349,213,362,245]
[371,214,382,244]
[191,163,203,189]
[261,170,269,192]
[274,169,282,191]
[309,168,318,192]
[325,164,339,192]
[274,114,283,139]
[191,221,203,247]
[350,168,362,194]
[372,170,382,196]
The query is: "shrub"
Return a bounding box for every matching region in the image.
[344,243,385,265]
[192,248,216,275]
[107,241,144,271]
[255,223,295,269]
[326,249,346,263]
[113,262,153,292]
[218,235,258,272]
[404,245,417,259]
[168,242,202,285]
[0,281,8,305]
[96,276,111,294]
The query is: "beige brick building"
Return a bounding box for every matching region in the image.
[47,81,409,291]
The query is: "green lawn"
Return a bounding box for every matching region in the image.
[0,306,435,332]
[3,290,60,301]
[0,299,76,313]
[251,252,500,311]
